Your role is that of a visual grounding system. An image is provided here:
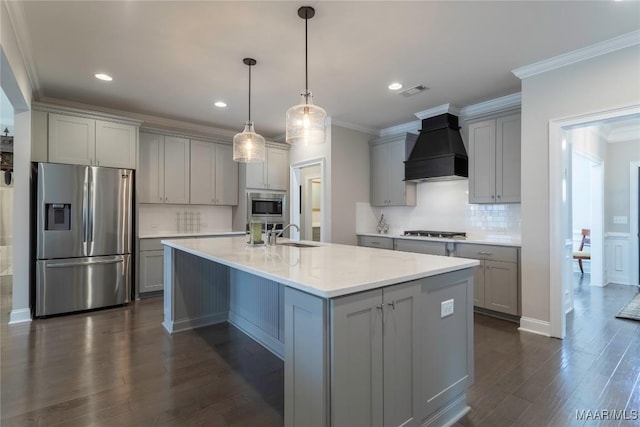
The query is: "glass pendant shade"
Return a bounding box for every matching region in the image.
[233,122,265,163]
[286,93,327,145]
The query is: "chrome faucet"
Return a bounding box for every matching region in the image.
[268,224,300,245]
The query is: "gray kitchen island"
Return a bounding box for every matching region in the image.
[162,236,478,427]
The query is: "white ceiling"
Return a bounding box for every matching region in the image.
[12,1,640,138]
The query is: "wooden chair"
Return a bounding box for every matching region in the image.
[573,229,591,275]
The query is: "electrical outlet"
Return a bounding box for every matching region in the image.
[441,299,454,318]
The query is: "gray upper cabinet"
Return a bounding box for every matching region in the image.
[370,135,416,207]
[246,146,289,191]
[48,113,137,169]
[190,140,238,206]
[468,113,521,204]
[138,132,190,204]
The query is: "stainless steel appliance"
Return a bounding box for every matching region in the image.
[248,191,286,223]
[403,230,467,239]
[34,163,133,317]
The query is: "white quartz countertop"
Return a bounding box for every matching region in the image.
[139,231,246,239]
[162,236,479,299]
[358,232,521,247]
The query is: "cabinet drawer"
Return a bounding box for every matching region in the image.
[394,239,447,256]
[455,243,517,263]
[358,235,394,250]
[139,238,164,251]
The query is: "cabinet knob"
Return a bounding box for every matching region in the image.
[388,301,396,310]
[491,195,495,199]
[376,304,383,311]
[497,195,501,199]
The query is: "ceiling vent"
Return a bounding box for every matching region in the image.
[400,85,428,97]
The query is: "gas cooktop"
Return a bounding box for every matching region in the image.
[403,230,467,239]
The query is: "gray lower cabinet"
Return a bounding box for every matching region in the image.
[330,271,473,427]
[394,238,449,256]
[139,250,164,293]
[357,235,394,250]
[455,243,519,315]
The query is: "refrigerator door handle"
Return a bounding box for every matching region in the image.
[45,258,124,268]
[88,168,94,242]
[82,168,89,243]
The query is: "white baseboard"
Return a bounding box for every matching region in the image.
[518,316,551,337]
[9,308,32,324]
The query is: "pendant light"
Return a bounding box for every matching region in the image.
[285,6,327,145]
[233,58,266,163]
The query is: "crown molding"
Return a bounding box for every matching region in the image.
[33,99,143,126]
[459,93,521,121]
[330,118,379,136]
[4,0,42,98]
[607,123,640,144]
[512,30,640,80]
[379,120,421,138]
[414,104,460,120]
[35,96,244,140]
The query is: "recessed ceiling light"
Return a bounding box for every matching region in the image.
[94,73,112,81]
[214,101,227,108]
[388,82,403,91]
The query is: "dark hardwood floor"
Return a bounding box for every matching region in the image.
[1,273,639,426]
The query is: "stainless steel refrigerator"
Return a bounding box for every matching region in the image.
[34,162,133,317]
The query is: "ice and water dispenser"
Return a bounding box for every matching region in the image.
[45,203,71,231]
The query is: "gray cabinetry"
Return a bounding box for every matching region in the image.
[138,132,190,204]
[246,146,289,191]
[394,238,448,256]
[455,243,519,315]
[330,272,473,427]
[46,112,138,169]
[357,235,394,250]
[190,140,238,206]
[139,250,164,293]
[468,113,521,204]
[370,135,416,207]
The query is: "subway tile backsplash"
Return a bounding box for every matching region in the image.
[358,180,521,238]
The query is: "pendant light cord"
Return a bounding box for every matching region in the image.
[248,63,252,122]
[305,14,309,103]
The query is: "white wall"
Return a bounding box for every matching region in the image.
[605,139,640,234]
[520,45,640,325]
[330,125,370,245]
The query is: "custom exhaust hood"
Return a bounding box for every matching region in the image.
[404,113,468,182]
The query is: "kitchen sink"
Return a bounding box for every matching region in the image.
[277,242,319,248]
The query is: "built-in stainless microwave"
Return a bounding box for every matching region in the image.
[248,191,286,223]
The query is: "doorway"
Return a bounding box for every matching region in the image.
[290,159,325,242]
[0,88,15,283]
[550,106,640,338]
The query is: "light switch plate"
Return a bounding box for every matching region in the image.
[441,299,454,318]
